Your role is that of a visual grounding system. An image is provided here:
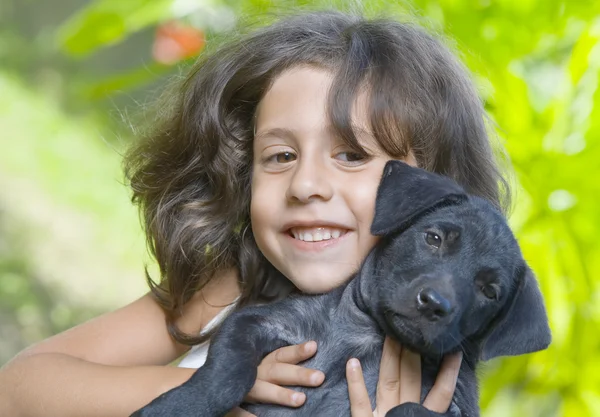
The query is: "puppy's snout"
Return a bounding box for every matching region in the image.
[417,288,453,320]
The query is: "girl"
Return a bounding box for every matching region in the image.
[0,10,509,417]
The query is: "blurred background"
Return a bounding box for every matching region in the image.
[1,0,599,415]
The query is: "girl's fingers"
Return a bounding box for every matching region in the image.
[248,341,321,407]
[257,341,324,387]
[225,407,256,417]
[375,337,402,415]
[398,348,421,404]
[257,362,325,387]
[422,351,462,413]
[347,358,374,417]
[245,380,307,408]
[262,341,317,365]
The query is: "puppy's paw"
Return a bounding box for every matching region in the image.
[386,402,447,417]
[130,385,222,417]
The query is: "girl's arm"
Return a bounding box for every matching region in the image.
[0,272,241,417]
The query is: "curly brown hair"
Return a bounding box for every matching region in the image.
[124,10,512,345]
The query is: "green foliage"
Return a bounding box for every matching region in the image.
[57,0,173,56]
[0,210,106,365]
[0,73,149,364]
[3,0,599,415]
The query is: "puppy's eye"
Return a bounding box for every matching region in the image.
[425,232,442,248]
[481,284,500,301]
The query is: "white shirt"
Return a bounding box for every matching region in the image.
[177,302,237,369]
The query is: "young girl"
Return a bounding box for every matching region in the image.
[0,10,509,417]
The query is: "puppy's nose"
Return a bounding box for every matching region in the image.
[417,288,453,320]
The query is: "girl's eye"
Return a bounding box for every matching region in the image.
[481,284,500,301]
[335,151,368,164]
[425,231,442,248]
[272,151,296,163]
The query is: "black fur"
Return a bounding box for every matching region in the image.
[132,161,551,417]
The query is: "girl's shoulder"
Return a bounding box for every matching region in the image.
[177,301,238,368]
[174,267,241,337]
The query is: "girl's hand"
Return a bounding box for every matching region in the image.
[347,337,462,417]
[228,341,324,416]
[226,341,324,416]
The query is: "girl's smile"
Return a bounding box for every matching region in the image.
[288,227,346,242]
[285,223,350,251]
[250,66,416,293]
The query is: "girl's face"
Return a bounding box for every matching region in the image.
[251,66,416,293]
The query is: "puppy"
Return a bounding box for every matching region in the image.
[132,161,551,417]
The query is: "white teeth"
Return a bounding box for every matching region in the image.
[290,227,345,242]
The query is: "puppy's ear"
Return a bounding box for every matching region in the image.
[480,265,552,361]
[371,160,467,236]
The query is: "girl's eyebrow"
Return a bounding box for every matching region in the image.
[254,127,296,142]
[254,125,375,145]
[327,125,376,145]
[324,124,372,137]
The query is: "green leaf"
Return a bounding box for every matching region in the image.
[57,0,173,56]
[59,11,127,55]
[569,28,600,84]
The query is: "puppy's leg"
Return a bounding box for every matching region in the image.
[131,311,287,417]
[386,403,460,417]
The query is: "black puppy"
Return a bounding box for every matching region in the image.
[132,161,551,417]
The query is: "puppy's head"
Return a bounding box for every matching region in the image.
[363,160,551,360]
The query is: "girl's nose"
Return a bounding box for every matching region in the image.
[286,159,334,204]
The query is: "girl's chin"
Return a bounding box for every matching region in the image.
[288,271,355,294]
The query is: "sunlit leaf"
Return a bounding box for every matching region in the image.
[57,0,173,56]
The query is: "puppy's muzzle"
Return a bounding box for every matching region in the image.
[410,274,456,322]
[417,287,453,320]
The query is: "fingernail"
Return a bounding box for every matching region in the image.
[348,358,360,369]
[310,371,324,385]
[304,341,316,353]
[291,392,305,405]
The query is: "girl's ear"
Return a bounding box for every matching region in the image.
[370,160,467,236]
